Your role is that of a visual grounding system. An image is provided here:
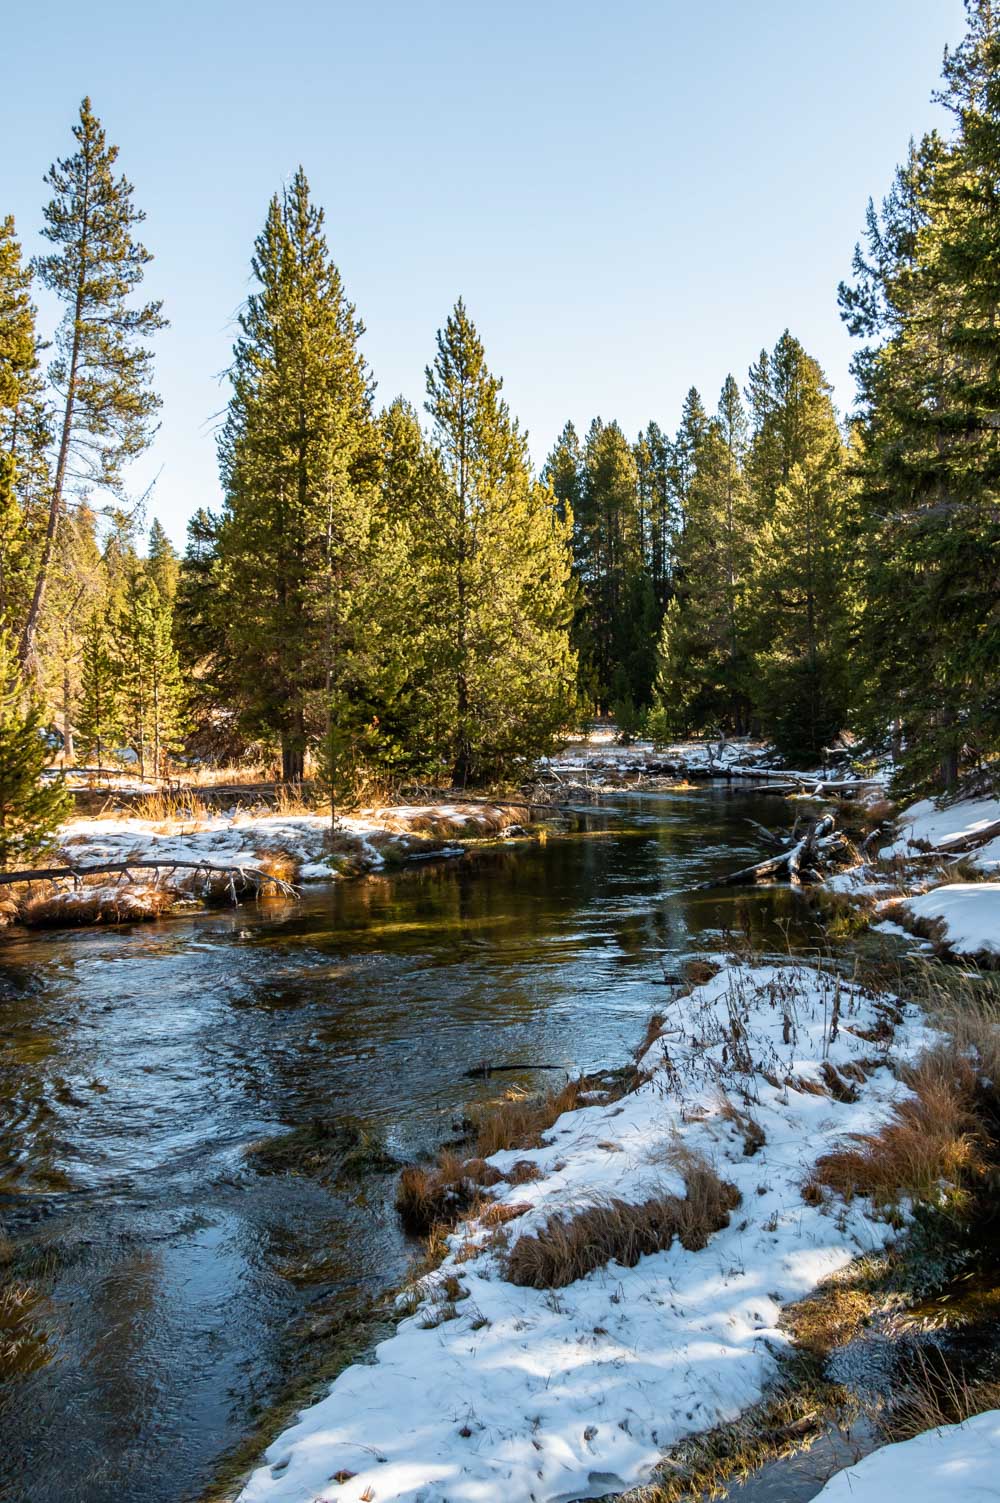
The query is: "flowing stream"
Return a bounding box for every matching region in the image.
[0,788,869,1503]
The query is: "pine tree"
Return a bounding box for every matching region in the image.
[841,0,1000,790]
[216,169,378,781]
[574,418,652,713]
[422,299,576,784]
[651,377,755,734]
[0,216,49,637]
[634,420,675,607]
[147,518,179,603]
[0,629,69,869]
[746,334,855,761]
[19,98,165,669]
[76,606,120,765]
[117,573,185,778]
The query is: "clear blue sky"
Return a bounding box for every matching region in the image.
[4,0,966,548]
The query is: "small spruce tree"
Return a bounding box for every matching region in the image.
[0,630,70,869]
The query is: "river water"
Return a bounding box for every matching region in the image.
[0,788,844,1503]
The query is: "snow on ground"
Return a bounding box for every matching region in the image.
[900,883,1000,961]
[57,805,522,884]
[881,795,1000,865]
[812,1410,1000,1501]
[238,961,936,1503]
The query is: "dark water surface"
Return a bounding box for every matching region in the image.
[0,789,841,1503]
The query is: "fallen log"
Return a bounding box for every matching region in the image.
[697,816,835,890]
[0,859,298,900]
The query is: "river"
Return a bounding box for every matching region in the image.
[0,787,842,1503]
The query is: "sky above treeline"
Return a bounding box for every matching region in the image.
[6,0,966,548]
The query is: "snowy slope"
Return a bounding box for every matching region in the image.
[237,962,936,1503]
[901,883,1000,959]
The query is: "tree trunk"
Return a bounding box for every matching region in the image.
[281,725,305,783]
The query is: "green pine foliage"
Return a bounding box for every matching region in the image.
[746,335,856,763]
[20,98,165,669]
[147,518,179,604]
[118,574,185,779]
[0,630,69,869]
[841,0,1000,791]
[214,169,379,781]
[0,216,48,638]
[422,300,577,784]
[651,377,754,736]
[75,607,121,766]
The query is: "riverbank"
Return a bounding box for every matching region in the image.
[0,800,539,928]
[230,948,1000,1503]
[816,790,1000,967]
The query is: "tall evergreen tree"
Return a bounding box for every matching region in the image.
[216,169,378,780]
[0,216,48,637]
[75,605,120,765]
[841,0,1000,789]
[20,98,165,669]
[146,518,179,603]
[652,377,754,734]
[746,334,855,761]
[423,299,576,783]
[0,629,69,869]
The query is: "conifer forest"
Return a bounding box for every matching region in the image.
[1,7,997,806]
[5,7,1000,1503]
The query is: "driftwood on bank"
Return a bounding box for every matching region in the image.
[698,815,836,890]
[0,859,298,901]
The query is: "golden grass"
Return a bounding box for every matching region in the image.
[132,789,213,823]
[21,881,176,927]
[503,1150,740,1289]
[471,1078,587,1159]
[783,1283,879,1355]
[880,1347,1000,1442]
[372,803,531,840]
[395,1152,504,1236]
[718,1092,767,1155]
[809,1047,983,1210]
[252,848,300,885]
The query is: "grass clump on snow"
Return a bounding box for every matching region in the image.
[503,1148,740,1289]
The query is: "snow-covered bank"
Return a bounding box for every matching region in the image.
[880,794,1000,867]
[4,803,535,928]
[541,734,881,790]
[899,883,1000,963]
[237,961,936,1503]
[856,792,1000,963]
[813,1410,1000,1501]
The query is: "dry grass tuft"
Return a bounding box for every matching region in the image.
[503,1151,740,1289]
[683,957,722,987]
[252,848,300,885]
[809,1047,983,1210]
[880,1348,1000,1442]
[506,1159,543,1185]
[634,1012,667,1062]
[395,1152,503,1236]
[479,1201,532,1228]
[471,1078,587,1158]
[784,1284,878,1355]
[22,882,176,927]
[132,789,212,823]
[718,1093,767,1156]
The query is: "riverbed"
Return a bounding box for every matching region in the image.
[0,787,871,1503]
